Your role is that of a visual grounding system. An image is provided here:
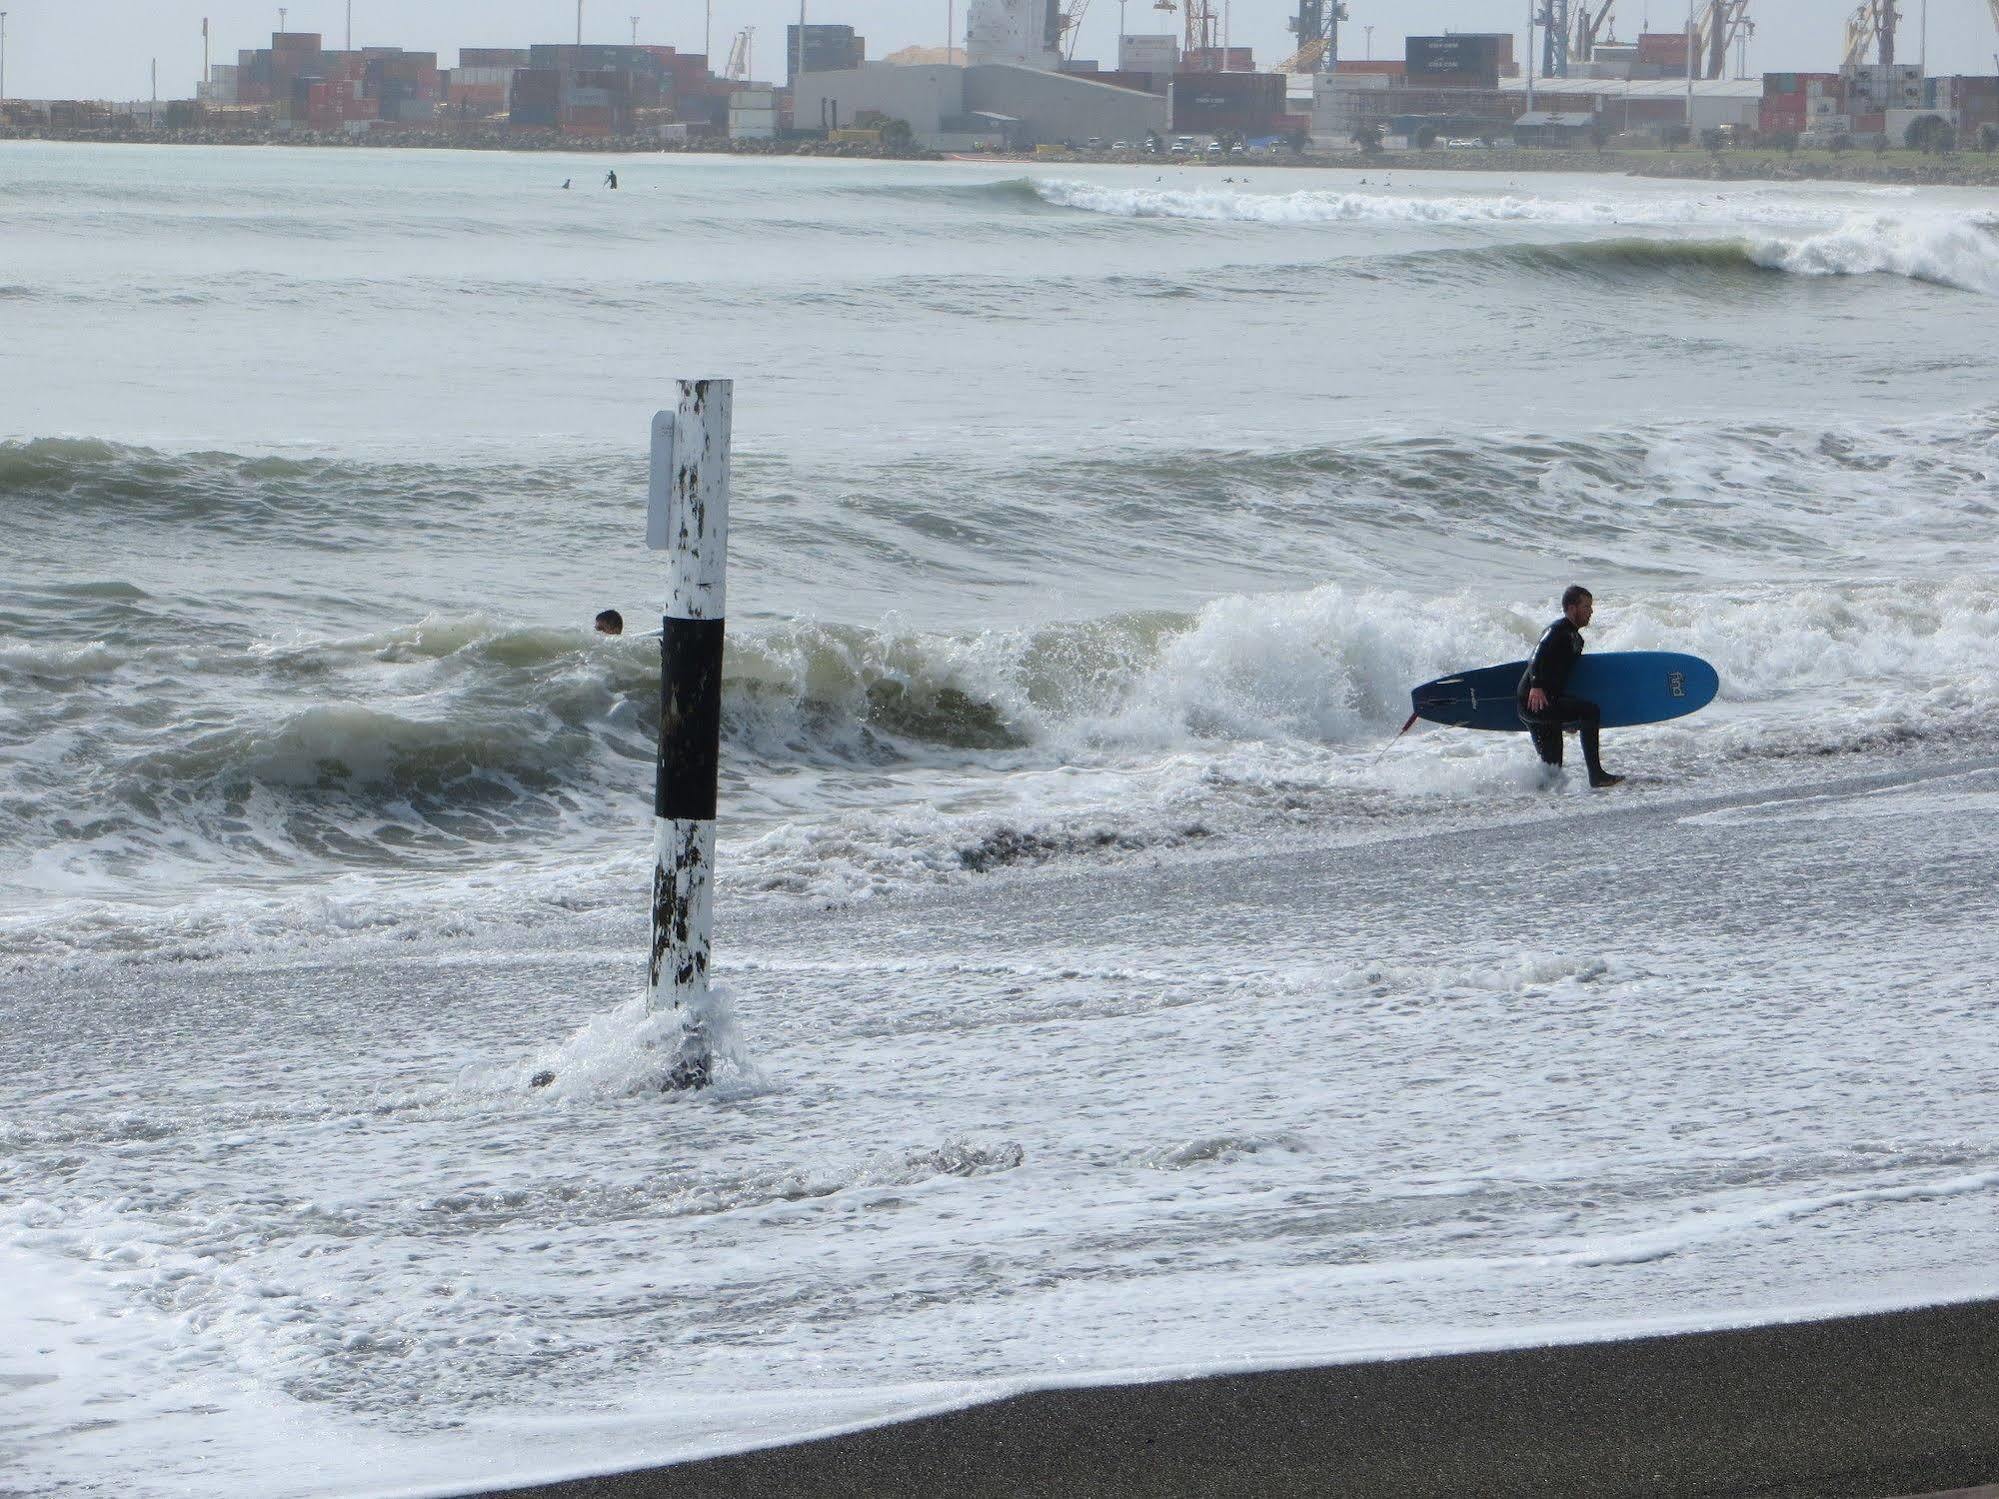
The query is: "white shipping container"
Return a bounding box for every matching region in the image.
[731,89,777,107]
[1885,107,1942,140]
[1119,33,1178,71]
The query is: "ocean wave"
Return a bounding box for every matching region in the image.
[1027,177,1846,227]
[8,569,1999,886]
[1748,214,1999,295]
[1028,179,1999,295]
[0,436,623,538]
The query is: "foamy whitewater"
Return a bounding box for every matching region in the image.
[3,143,1998,1496]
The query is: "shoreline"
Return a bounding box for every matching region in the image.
[459,1298,1999,1499]
[8,128,1999,186]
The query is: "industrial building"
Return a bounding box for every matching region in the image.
[14,0,1996,154]
[967,0,1065,70]
[792,62,1167,147]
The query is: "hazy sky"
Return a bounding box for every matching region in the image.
[4,0,1995,101]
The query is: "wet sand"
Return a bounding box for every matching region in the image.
[465,1298,1999,1498]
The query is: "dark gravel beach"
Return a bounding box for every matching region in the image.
[467,1299,1999,1499]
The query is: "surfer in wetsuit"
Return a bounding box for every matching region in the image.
[1519,585,1622,788]
[594,609,624,636]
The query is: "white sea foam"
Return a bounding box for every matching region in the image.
[11,149,1999,1499]
[1030,178,1847,228]
[1748,213,1999,295]
[1032,178,1999,295]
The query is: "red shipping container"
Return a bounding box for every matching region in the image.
[1852,111,1885,131]
[1636,31,1693,63]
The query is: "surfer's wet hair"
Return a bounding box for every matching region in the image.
[594,609,624,634]
[1561,585,1593,610]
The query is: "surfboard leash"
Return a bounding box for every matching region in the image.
[1372,712,1420,767]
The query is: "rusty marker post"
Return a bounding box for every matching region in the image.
[647,380,731,1090]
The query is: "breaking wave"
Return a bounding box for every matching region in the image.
[8,572,1999,882]
[1027,178,1999,295]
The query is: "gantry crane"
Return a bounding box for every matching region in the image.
[1276,0,1344,72]
[1841,0,1895,66]
[1057,0,1090,60]
[1541,0,1572,75]
[1572,0,1617,63]
[725,25,753,79]
[1696,0,1752,77]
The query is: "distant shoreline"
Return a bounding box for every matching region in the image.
[7,127,1999,187]
[0,126,943,163]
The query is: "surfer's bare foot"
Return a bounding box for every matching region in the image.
[1590,773,1624,789]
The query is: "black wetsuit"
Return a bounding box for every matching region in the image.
[1517,616,1608,777]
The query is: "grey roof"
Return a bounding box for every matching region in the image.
[1513,110,1598,126]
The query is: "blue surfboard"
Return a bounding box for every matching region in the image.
[1410,651,1719,732]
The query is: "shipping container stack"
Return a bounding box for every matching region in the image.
[785,24,866,87]
[728,87,779,139]
[1182,46,1255,72]
[1933,75,1999,138]
[509,69,562,128]
[1403,33,1507,90]
[1631,30,1693,79]
[362,51,442,126]
[514,43,673,135]
[1804,72,1848,139]
[1170,70,1285,134]
[1760,71,1805,136]
[447,49,528,117]
[1842,61,1922,144]
[1119,34,1180,73]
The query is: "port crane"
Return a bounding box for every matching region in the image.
[1562,0,1741,77]
[1694,0,1752,77]
[1148,0,1221,65]
[1057,0,1090,60]
[1541,0,1573,75]
[1275,0,1344,72]
[1571,0,1618,64]
[1840,0,1895,65]
[725,25,753,79]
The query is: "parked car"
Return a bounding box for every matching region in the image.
[1111,140,1130,150]
[1086,137,1105,149]
[1229,143,1246,154]
[1170,138,1192,154]
[1206,140,1224,154]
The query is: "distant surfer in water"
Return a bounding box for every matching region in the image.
[594,609,624,636]
[604,169,619,189]
[1519,585,1622,788]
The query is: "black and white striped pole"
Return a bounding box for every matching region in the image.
[647,379,731,1091]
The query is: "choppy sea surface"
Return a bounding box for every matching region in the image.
[3,141,1997,1496]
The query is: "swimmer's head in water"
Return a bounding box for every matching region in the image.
[594,609,624,635]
